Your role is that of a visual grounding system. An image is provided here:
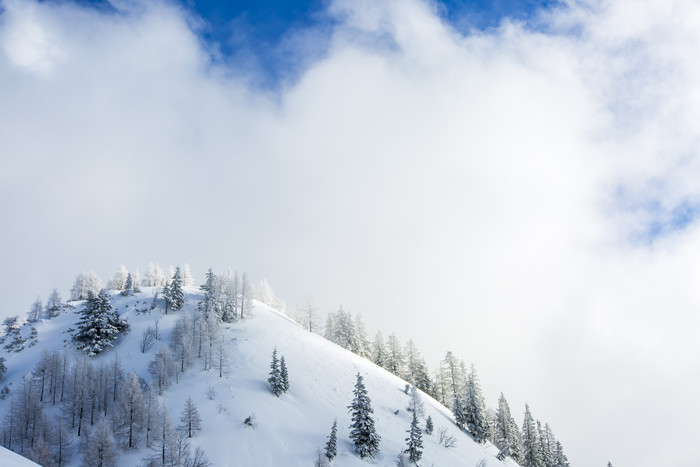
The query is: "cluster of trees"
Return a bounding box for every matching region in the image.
[0,349,209,466]
[1,316,38,353]
[314,307,572,467]
[199,268,253,323]
[320,374,430,465]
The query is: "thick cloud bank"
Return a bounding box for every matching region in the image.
[1,0,700,465]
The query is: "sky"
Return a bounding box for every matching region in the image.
[1,0,700,466]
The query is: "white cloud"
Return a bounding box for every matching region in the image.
[1,0,699,465]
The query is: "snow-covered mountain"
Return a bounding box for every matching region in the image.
[0,286,517,466]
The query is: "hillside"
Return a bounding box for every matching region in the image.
[0,287,515,466]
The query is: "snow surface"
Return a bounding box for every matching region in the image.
[0,288,517,466]
[0,446,40,466]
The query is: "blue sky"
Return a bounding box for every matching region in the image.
[54,0,559,85]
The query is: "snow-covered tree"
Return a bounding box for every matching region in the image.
[179,396,202,438]
[553,441,570,467]
[182,264,195,287]
[0,357,6,381]
[347,373,380,459]
[73,290,129,356]
[120,273,134,297]
[404,340,432,394]
[240,272,253,319]
[440,351,463,409]
[522,404,545,467]
[495,393,521,463]
[279,355,289,393]
[385,334,405,378]
[45,288,63,318]
[106,266,129,291]
[464,364,489,443]
[404,410,423,464]
[325,419,338,461]
[27,297,43,322]
[70,271,103,301]
[453,396,467,430]
[371,331,388,369]
[407,384,425,418]
[302,296,320,333]
[268,348,283,397]
[256,279,284,311]
[141,263,166,287]
[82,416,118,467]
[425,416,433,435]
[148,346,174,395]
[116,372,145,449]
[163,266,184,314]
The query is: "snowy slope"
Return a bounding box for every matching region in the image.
[0,288,516,466]
[0,446,40,466]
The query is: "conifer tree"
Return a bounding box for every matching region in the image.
[45,288,63,318]
[371,331,388,369]
[385,334,405,378]
[554,441,570,467]
[464,364,489,443]
[0,356,6,381]
[325,419,337,461]
[522,404,545,467]
[120,273,133,297]
[407,384,424,418]
[268,348,283,396]
[425,415,434,435]
[179,396,202,438]
[347,373,380,459]
[404,410,423,464]
[170,266,185,311]
[73,290,129,356]
[452,396,466,430]
[279,355,289,393]
[495,393,521,463]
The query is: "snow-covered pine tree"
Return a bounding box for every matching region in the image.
[347,373,380,459]
[407,384,424,418]
[404,340,432,395]
[182,264,195,287]
[452,395,467,430]
[464,364,489,443]
[425,415,434,435]
[325,419,338,461]
[440,351,462,409]
[354,313,370,357]
[73,290,129,356]
[240,272,253,319]
[522,404,545,467]
[385,334,405,378]
[45,288,63,318]
[280,355,289,393]
[148,346,174,395]
[179,396,202,438]
[495,393,521,463]
[554,441,570,467]
[371,331,388,369]
[268,348,283,397]
[170,266,185,311]
[404,410,423,464]
[120,273,133,297]
[0,356,6,381]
